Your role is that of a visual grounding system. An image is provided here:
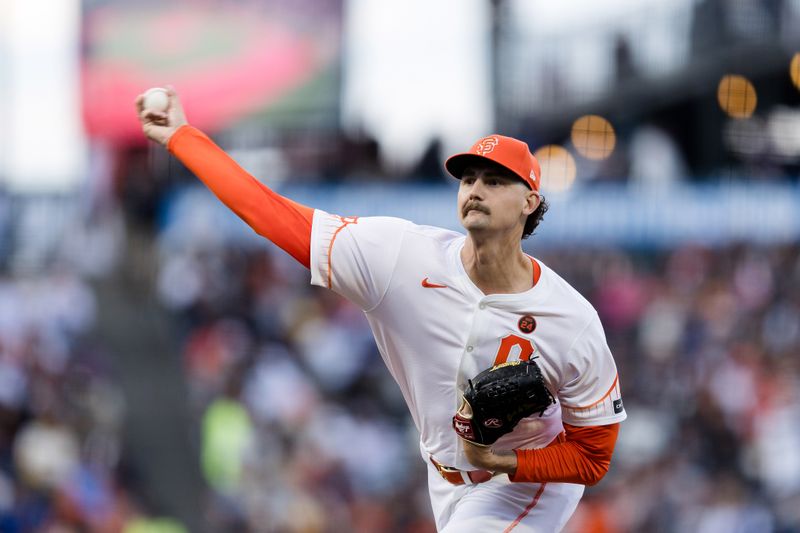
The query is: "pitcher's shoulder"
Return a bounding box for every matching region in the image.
[536,260,598,318]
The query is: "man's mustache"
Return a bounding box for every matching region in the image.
[463,202,490,216]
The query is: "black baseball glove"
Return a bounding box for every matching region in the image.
[452,360,555,446]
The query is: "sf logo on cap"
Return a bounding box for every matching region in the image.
[475,136,499,155]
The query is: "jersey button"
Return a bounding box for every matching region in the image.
[466,346,474,352]
[479,303,486,310]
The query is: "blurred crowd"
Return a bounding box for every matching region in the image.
[546,243,800,532]
[0,205,187,532]
[0,266,144,532]
[156,216,800,532]
[157,239,433,532]
[2,189,800,532]
[2,0,798,530]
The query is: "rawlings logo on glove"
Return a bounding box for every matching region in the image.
[452,360,554,446]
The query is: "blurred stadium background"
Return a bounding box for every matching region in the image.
[2,0,800,531]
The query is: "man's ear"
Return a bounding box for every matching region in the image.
[523,191,540,216]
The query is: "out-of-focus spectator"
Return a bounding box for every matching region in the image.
[629,125,688,189]
[201,396,254,495]
[123,516,188,533]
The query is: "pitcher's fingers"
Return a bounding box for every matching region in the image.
[135,94,145,115]
[164,85,182,113]
[143,110,168,122]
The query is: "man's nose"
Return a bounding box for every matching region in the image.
[466,180,485,199]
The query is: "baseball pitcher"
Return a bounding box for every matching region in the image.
[136,88,626,532]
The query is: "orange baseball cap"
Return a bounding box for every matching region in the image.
[445,134,541,192]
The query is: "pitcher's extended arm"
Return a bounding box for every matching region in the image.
[168,126,313,267]
[136,88,313,267]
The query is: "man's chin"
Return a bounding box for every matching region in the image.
[461,216,490,232]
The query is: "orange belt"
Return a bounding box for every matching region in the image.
[430,457,493,485]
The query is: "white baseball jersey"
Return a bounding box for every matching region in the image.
[309,211,626,529]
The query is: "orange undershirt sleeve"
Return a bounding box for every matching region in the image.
[510,423,620,486]
[167,125,314,268]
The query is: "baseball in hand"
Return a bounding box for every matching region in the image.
[143,87,169,113]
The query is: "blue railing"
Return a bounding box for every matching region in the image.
[159,182,800,250]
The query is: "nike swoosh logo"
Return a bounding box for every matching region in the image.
[421,277,448,289]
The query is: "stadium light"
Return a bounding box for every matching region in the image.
[533,145,577,193]
[571,115,616,160]
[717,75,757,119]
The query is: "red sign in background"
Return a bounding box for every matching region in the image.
[82,3,340,145]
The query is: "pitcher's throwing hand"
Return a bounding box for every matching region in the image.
[134,86,187,146]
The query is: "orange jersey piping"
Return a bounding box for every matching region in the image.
[562,374,619,411]
[325,215,359,288]
[503,483,547,532]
